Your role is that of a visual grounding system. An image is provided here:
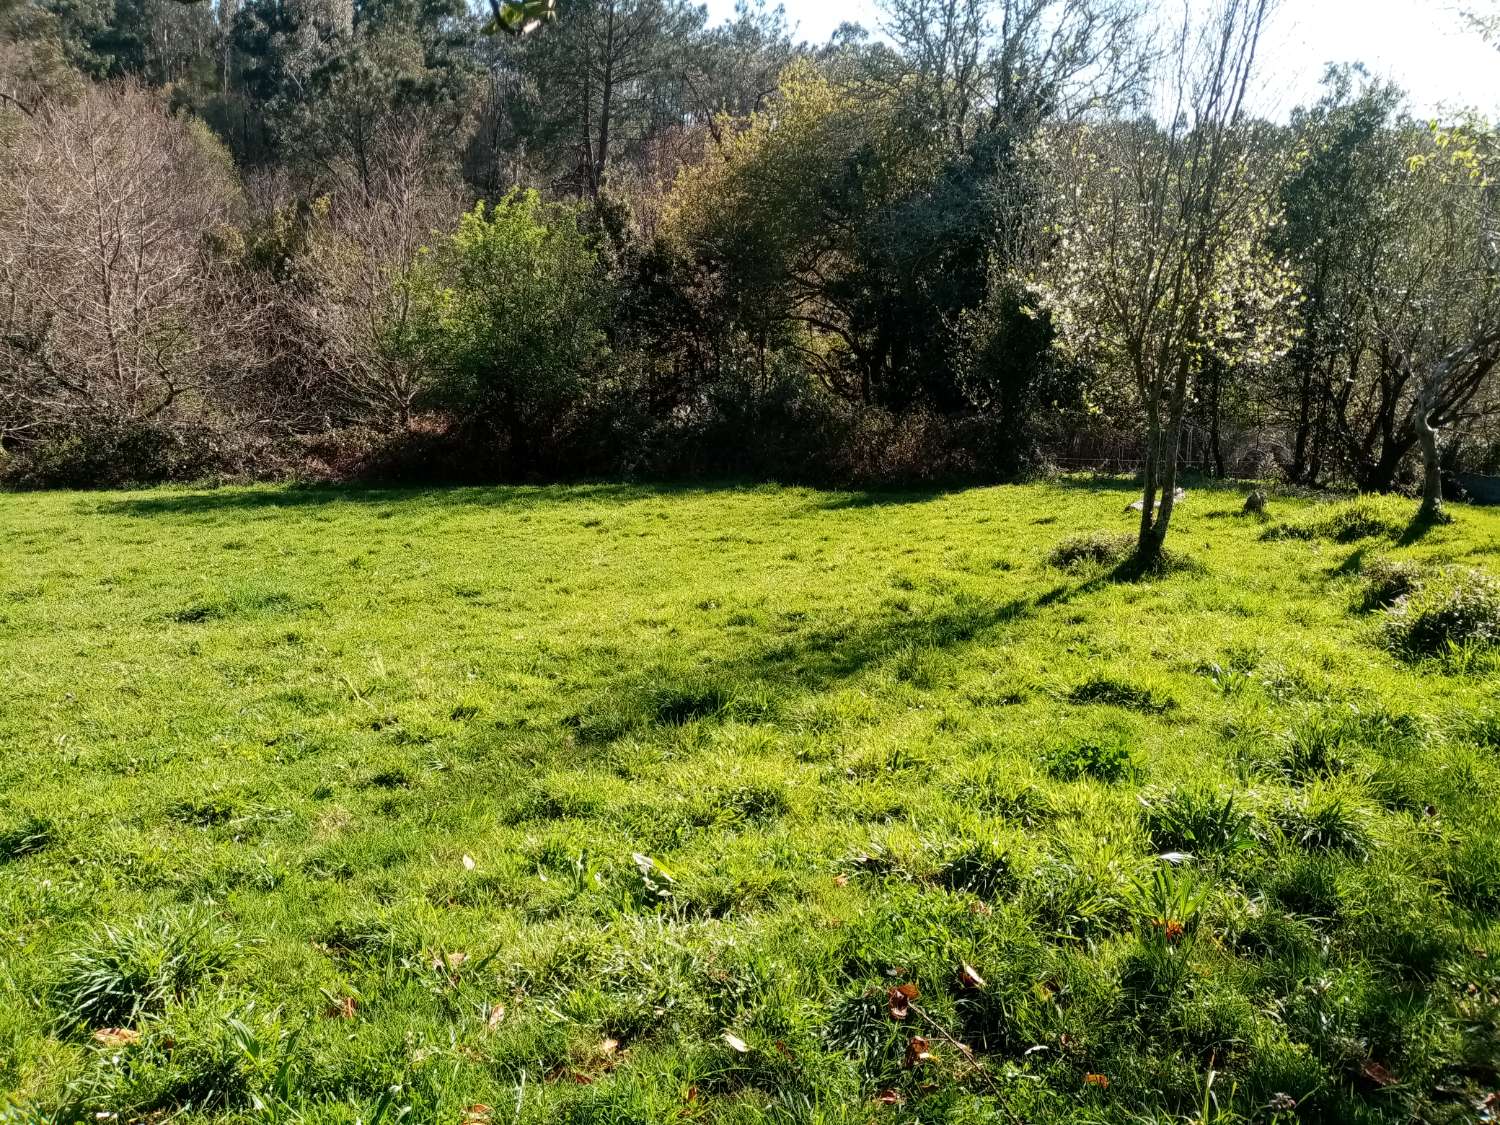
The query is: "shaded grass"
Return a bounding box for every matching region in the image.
[0,479,1498,1123]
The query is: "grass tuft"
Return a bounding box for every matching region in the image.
[1139,786,1258,855]
[1383,566,1500,660]
[54,910,239,1029]
[0,815,56,863]
[1068,676,1176,714]
[1263,495,1409,543]
[1048,531,1132,569]
[1355,556,1425,611]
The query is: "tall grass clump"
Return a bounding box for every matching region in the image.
[1355,556,1425,612]
[54,910,239,1029]
[1263,495,1408,543]
[1048,531,1132,569]
[1139,786,1258,855]
[1384,567,1500,660]
[0,815,55,863]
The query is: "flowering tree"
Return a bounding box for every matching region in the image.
[1033,0,1294,564]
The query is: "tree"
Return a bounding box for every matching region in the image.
[1372,120,1500,521]
[871,0,1150,145]
[406,190,609,471]
[1274,67,1404,487]
[0,83,254,456]
[1036,0,1294,564]
[1275,76,1500,512]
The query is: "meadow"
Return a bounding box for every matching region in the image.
[1,480,1498,1124]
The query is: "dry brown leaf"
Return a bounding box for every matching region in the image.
[600,1037,620,1058]
[958,962,986,990]
[444,952,468,972]
[1084,1073,1110,1089]
[887,982,919,1020]
[328,996,358,1020]
[904,1035,932,1069]
[833,874,850,887]
[93,1028,141,1048]
[486,1004,506,1031]
[685,1085,699,1104]
[461,1106,492,1125]
[875,1090,906,1106]
[1361,1060,1397,1088]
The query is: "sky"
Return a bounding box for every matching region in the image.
[701,0,1500,118]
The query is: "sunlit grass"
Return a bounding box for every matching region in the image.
[1,480,1497,1122]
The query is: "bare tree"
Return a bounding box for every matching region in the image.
[0,83,254,453]
[285,111,462,431]
[1036,0,1292,564]
[874,0,1151,145]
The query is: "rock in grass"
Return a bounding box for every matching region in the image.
[1126,488,1187,513]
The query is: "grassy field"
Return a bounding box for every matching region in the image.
[1,480,1498,1125]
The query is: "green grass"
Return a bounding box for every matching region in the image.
[1,480,1498,1123]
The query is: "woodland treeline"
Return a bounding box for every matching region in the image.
[1,0,1498,498]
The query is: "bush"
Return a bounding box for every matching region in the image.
[406,191,609,475]
[1048,531,1133,569]
[0,424,221,489]
[1383,567,1500,659]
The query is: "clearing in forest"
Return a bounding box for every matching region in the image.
[1,481,1498,1123]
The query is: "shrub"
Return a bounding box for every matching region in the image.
[1356,557,1424,611]
[1048,531,1132,569]
[1139,787,1257,855]
[406,191,609,474]
[54,910,239,1029]
[0,424,221,489]
[1383,567,1500,659]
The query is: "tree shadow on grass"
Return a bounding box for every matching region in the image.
[1329,546,1369,578]
[1396,509,1453,547]
[91,482,736,519]
[563,593,1039,742]
[1032,548,1205,611]
[816,488,956,510]
[1047,473,1250,497]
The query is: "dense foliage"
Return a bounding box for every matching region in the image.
[0,0,1497,501]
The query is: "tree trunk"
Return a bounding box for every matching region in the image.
[1417,386,1444,522]
[1137,402,1161,555]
